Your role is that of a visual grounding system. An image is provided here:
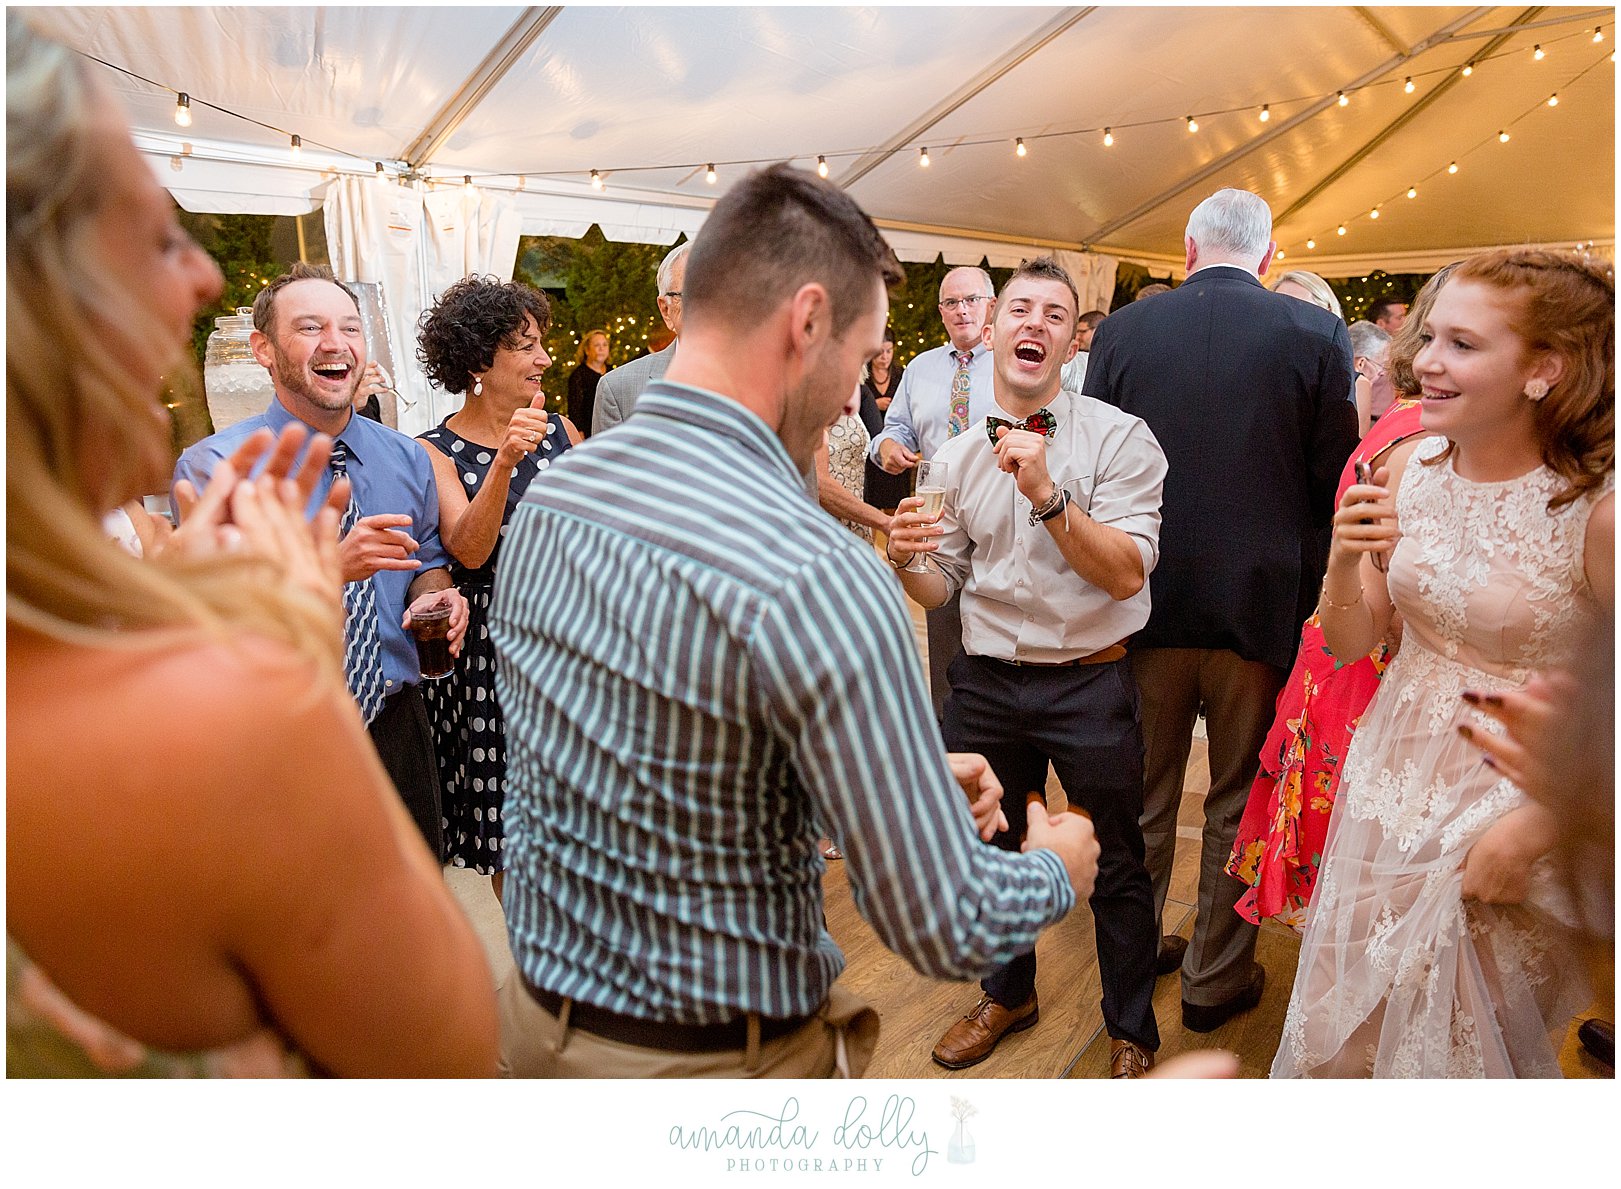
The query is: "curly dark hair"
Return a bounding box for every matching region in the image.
[416,276,551,396]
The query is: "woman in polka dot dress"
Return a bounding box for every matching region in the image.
[415,277,580,900]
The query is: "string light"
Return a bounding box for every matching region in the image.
[590,169,603,190]
[289,134,301,160]
[1448,161,1458,174]
[1404,77,1415,94]
[1369,207,1380,220]
[919,147,930,167]
[705,163,717,184]
[1102,127,1114,146]
[1547,93,1559,107]
[1015,137,1026,157]
[374,161,385,183]
[817,155,828,178]
[1595,27,1605,43]
[1462,62,1474,76]
[1407,185,1417,199]
[463,174,473,190]
[1498,129,1510,143]
[1258,104,1270,123]
[1337,90,1349,107]
[1276,250,1285,260]
[1337,224,1347,236]
[1306,238,1316,249]
[1533,44,1545,61]
[174,93,192,127]
[1185,115,1198,132]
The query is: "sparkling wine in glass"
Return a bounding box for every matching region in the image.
[907,459,949,573]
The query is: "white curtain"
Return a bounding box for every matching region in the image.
[1054,249,1119,314]
[325,178,521,436]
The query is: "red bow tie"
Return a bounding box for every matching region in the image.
[985,409,1058,443]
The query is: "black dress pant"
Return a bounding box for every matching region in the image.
[943,653,1160,1051]
[367,685,443,859]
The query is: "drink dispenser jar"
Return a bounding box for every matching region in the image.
[202,308,274,431]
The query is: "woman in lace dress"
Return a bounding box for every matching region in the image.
[1273,248,1614,1078]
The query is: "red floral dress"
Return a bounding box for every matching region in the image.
[1225,402,1426,929]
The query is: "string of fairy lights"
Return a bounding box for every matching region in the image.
[87,17,1612,262]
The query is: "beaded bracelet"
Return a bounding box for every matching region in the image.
[1321,586,1364,611]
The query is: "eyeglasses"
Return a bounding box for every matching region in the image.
[938,296,991,312]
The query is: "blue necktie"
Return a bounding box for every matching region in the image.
[330,441,387,724]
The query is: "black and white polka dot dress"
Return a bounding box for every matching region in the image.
[416,416,571,872]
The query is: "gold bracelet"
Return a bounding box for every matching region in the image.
[1321,586,1363,611]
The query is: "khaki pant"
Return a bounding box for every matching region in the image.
[498,976,879,1079]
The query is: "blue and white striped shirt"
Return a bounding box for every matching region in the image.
[491,382,1074,1024]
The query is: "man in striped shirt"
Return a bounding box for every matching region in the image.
[490,163,1098,1078]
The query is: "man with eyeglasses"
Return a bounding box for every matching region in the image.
[1347,319,1393,431]
[869,266,999,720]
[592,241,690,434]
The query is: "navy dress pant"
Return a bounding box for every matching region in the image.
[942,653,1160,1051]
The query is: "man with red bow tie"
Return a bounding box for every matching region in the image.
[887,257,1168,1078]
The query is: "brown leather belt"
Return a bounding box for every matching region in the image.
[996,642,1127,668]
[523,976,811,1053]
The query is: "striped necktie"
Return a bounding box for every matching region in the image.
[947,349,973,438]
[330,441,387,724]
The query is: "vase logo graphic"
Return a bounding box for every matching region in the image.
[946,1096,977,1164]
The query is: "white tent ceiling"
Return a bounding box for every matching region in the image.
[29,4,1616,276]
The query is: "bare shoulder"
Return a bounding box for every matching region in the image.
[1380,433,1432,499]
[1584,489,1614,612]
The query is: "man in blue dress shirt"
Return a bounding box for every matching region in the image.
[868,266,999,721]
[491,165,1099,1079]
[175,264,467,855]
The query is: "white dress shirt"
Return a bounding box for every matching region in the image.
[1059,350,1088,394]
[868,341,997,464]
[929,390,1167,663]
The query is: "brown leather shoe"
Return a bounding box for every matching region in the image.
[931,993,1039,1069]
[1109,1038,1155,1078]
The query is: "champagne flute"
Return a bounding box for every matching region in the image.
[907,459,949,573]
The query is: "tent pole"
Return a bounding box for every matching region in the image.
[835,7,1096,189]
[1082,6,1496,244]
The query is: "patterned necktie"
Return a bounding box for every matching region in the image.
[985,408,1058,444]
[330,441,387,724]
[947,349,973,438]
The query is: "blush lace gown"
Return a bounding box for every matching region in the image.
[1272,438,1609,1078]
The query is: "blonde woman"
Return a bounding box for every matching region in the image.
[6,14,496,1077]
[1271,269,1343,318]
[567,327,611,437]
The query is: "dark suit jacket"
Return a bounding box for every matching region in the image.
[1083,266,1358,669]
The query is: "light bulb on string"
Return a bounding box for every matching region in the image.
[1547,94,1559,107]
[1015,137,1026,158]
[1461,62,1474,76]
[463,175,473,191]
[1306,238,1316,249]
[1407,185,1417,199]
[1448,161,1458,174]
[289,134,301,160]
[705,163,717,185]
[1404,77,1415,94]
[817,155,828,178]
[1259,104,1270,123]
[1103,127,1114,146]
[374,161,386,184]
[1369,207,1380,220]
[174,93,192,127]
[1185,115,1198,132]
[590,169,603,190]
[919,147,930,167]
[1337,91,1349,107]
[1533,44,1544,61]
[1276,250,1285,260]
[1498,129,1510,143]
[1337,224,1347,236]
[1595,27,1605,43]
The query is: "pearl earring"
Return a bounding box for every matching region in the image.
[1524,378,1549,401]
[472,376,484,397]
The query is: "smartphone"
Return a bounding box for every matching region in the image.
[1354,461,1387,573]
